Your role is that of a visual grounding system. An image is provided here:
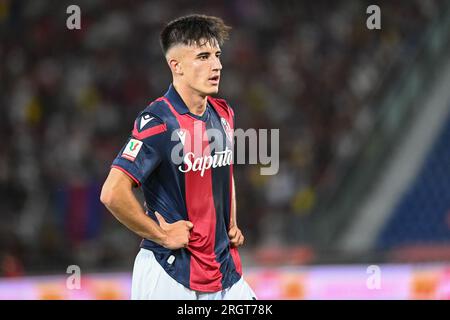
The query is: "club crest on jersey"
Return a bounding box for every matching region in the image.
[122,139,142,162]
[221,117,233,142]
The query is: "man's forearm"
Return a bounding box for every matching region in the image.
[230,175,237,228]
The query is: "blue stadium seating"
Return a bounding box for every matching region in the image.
[377,108,450,249]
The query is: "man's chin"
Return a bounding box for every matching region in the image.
[206,86,220,95]
[196,85,219,97]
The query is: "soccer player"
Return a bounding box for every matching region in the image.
[100,14,256,300]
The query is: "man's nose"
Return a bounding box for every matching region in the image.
[212,56,222,70]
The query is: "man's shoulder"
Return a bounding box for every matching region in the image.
[141,97,171,120]
[132,98,170,140]
[135,96,179,125]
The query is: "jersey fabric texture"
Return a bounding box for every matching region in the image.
[111,84,242,292]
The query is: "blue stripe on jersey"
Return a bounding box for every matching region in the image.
[139,99,191,288]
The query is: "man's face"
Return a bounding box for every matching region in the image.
[168,39,222,96]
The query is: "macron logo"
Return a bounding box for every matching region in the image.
[140,114,154,130]
[176,129,186,146]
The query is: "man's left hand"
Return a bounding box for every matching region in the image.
[228,225,244,248]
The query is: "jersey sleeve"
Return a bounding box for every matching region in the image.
[111,111,167,186]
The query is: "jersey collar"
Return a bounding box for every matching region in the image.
[164,84,190,115]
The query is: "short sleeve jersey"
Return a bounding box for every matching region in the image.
[111,84,242,292]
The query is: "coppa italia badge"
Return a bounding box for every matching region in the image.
[122,139,143,161]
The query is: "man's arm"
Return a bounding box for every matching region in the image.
[228,175,244,247]
[100,168,193,250]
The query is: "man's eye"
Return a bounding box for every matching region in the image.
[199,55,208,60]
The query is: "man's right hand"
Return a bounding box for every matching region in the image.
[155,211,194,250]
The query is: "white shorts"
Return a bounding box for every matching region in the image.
[131,248,257,300]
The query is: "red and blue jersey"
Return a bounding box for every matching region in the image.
[111,84,242,292]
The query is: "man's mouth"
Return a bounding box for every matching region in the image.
[208,75,220,84]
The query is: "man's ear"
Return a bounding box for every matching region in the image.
[168,58,183,75]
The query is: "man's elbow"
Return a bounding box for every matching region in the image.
[100,168,134,209]
[100,183,116,209]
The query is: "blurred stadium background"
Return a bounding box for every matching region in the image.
[1,0,450,299]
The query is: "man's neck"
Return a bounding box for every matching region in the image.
[173,82,207,116]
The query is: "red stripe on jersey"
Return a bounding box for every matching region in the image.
[160,97,177,116]
[111,165,141,186]
[163,96,223,292]
[207,97,234,129]
[132,123,167,140]
[184,120,223,292]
